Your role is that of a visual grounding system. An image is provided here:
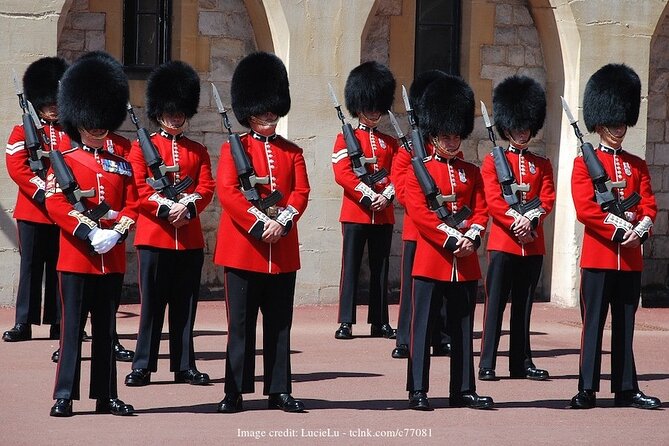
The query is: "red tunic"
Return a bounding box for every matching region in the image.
[214,133,310,274]
[128,131,215,250]
[481,146,555,256]
[6,122,70,223]
[45,145,139,274]
[571,146,656,271]
[103,132,132,158]
[391,145,418,241]
[332,126,398,224]
[405,154,488,282]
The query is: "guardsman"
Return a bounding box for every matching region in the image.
[404,74,492,410]
[332,61,398,340]
[215,52,310,413]
[125,60,215,388]
[46,52,138,417]
[570,64,660,410]
[4,57,67,348]
[478,76,555,382]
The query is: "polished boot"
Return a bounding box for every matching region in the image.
[125,368,151,386]
[511,366,549,381]
[114,342,134,362]
[334,323,353,340]
[268,393,305,412]
[391,344,409,359]
[49,324,60,340]
[431,343,451,356]
[570,390,596,409]
[217,393,243,413]
[370,324,396,339]
[614,391,661,410]
[2,323,31,342]
[450,392,494,409]
[408,391,432,411]
[478,368,498,381]
[175,368,210,385]
[96,398,135,416]
[50,398,73,417]
[51,348,60,363]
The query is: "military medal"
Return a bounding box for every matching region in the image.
[529,161,536,175]
[458,168,467,183]
[378,138,387,149]
[623,161,632,177]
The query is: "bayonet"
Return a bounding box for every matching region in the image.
[480,101,497,145]
[211,83,233,133]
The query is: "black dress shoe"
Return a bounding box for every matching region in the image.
[51,348,60,363]
[217,393,243,413]
[450,392,494,409]
[511,366,549,381]
[96,398,135,416]
[268,393,306,412]
[125,368,151,386]
[370,324,396,339]
[408,391,432,411]
[50,398,73,417]
[570,390,596,409]
[391,344,409,359]
[49,324,60,340]
[114,342,134,362]
[2,323,31,342]
[478,368,498,381]
[431,343,451,356]
[175,368,210,385]
[614,390,661,409]
[335,323,353,340]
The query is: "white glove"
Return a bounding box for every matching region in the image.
[89,228,121,254]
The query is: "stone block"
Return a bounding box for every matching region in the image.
[481,64,517,84]
[496,4,513,25]
[59,29,86,51]
[70,12,105,31]
[481,45,506,65]
[72,0,90,12]
[654,210,668,236]
[525,46,543,66]
[217,0,246,14]
[648,93,667,120]
[494,26,516,45]
[656,191,669,209]
[362,16,390,64]
[654,143,669,165]
[85,30,105,51]
[199,0,218,10]
[513,6,533,26]
[649,166,664,191]
[649,72,669,94]
[377,0,402,16]
[508,45,525,66]
[664,166,669,190]
[517,67,546,87]
[647,119,665,142]
[517,26,540,47]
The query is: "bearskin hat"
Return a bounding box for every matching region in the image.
[22,57,69,112]
[58,51,129,143]
[344,61,396,117]
[417,74,475,140]
[409,70,449,126]
[493,75,546,141]
[583,63,641,133]
[231,52,290,128]
[146,60,200,124]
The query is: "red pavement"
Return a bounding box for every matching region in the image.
[0,301,667,445]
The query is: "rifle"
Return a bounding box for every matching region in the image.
[49,149,110,221]
[560,97,640,217]
[400,85,428,160]
[327,83,388,187]
[211,83,282,211]
[481,101,541,215]
[12,69,48,179]
[388,111,471,251]
[126,103,193,201]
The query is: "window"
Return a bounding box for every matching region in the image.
[414,0,461,77]
[123,0,172,79]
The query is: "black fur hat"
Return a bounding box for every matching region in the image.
[58,51,129,143]
[344,61,395,117]
[22,57,69,112]
[231,52,290,128]
[146,60,200,124]
[583,63,641,133]
[417,74,475,140]
[409,70,448,126]
[493,75,546,141]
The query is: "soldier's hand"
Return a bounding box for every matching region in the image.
[262,219,284,244]
[453,237,474,257]
[621,229,641,248]
[169,203,190,228]
[511,215,532,238]
[371,194,389,212]
[517,232,536,244]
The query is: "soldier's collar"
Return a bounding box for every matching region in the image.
[434,154,457,164]
[507,145,528,154]
[250,130,277,142]
[599,144,622,154]
[159,129,184,140]
[358,123,376,132]
[81,144,103,154]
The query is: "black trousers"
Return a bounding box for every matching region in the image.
[337,223,392,325]
[53,272,122,400]
[396,240,450,348]
[133,248,204,372]
[479,251,543,373]
[15,220,60,325]
[407,278,476,395]
[224,267,296,395]
[578,268,640,393]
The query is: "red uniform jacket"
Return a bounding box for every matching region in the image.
[214,133,310,274]
[391,145,418,241]
[405,154,488,282]
[128,131,215,250]
[45,145,139,274]
[571,146,656,271]
[481,146,555,256]
[6,122,70,223]
[103,132,132,158]
[332,126,397,224]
